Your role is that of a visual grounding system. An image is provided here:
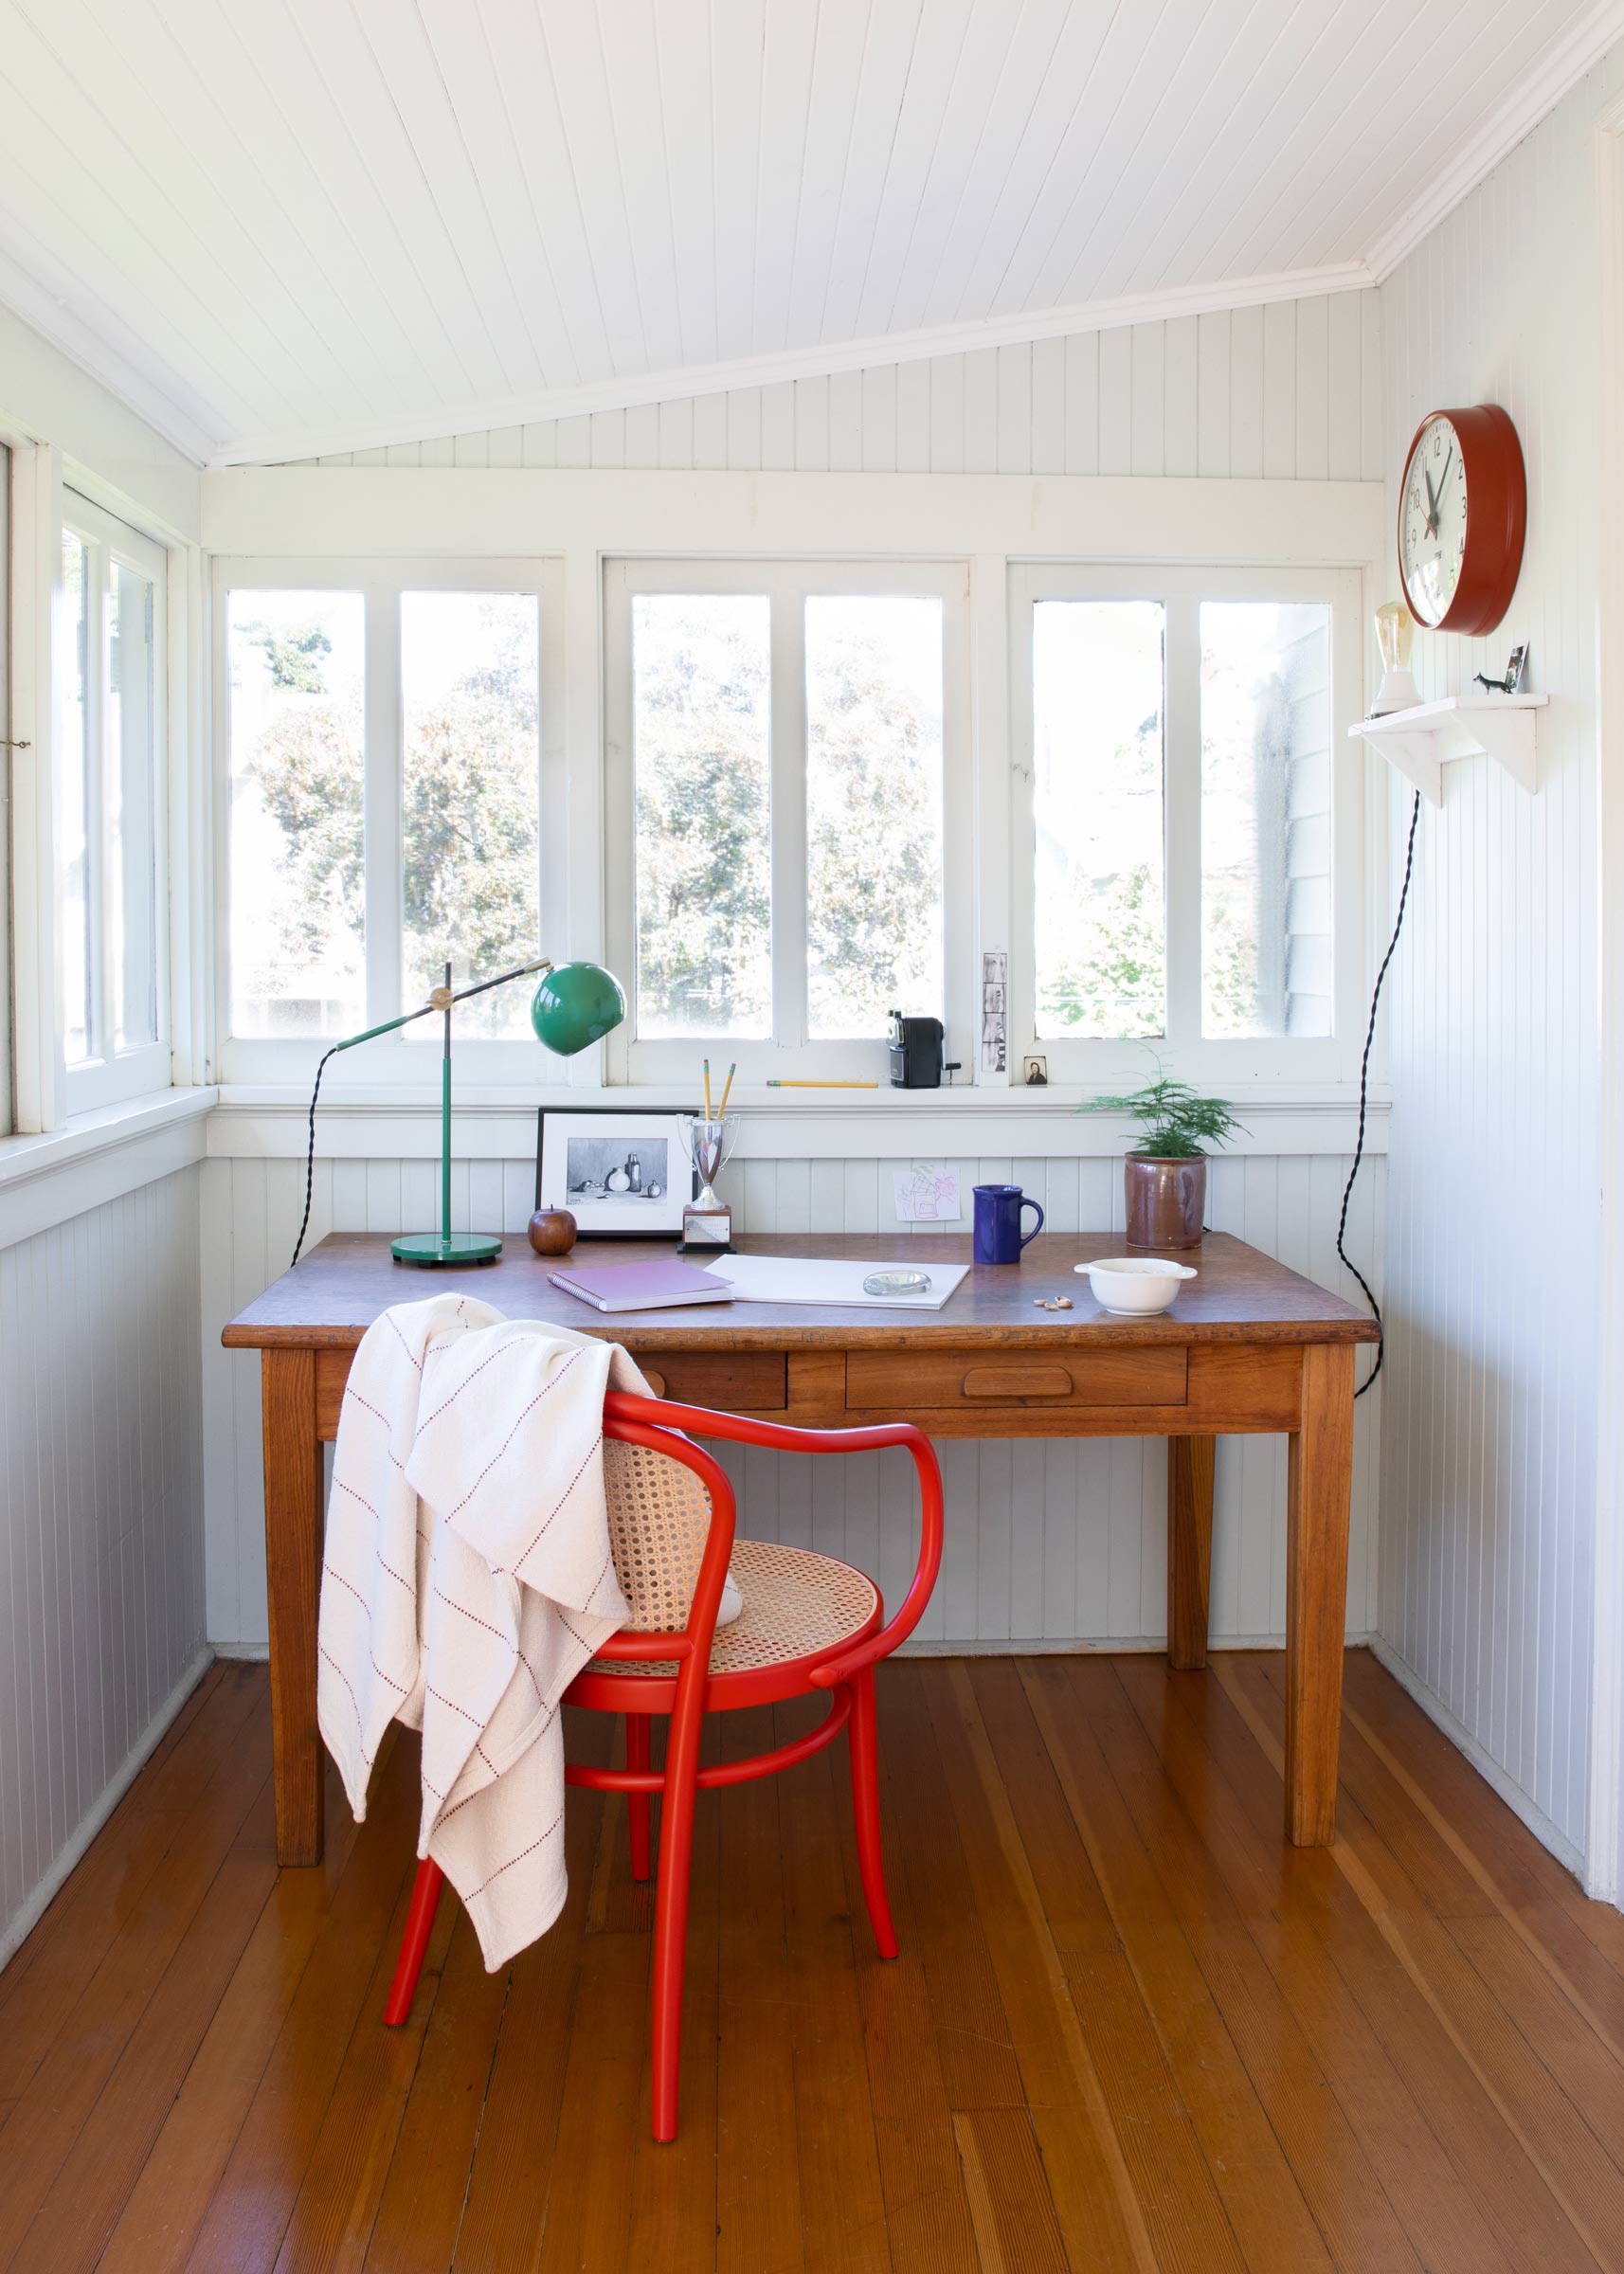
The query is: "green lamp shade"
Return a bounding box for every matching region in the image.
[531,960,626,1056]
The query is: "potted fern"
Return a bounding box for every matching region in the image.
[1084,1070,1242,1250]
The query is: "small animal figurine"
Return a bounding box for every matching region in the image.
[527,1207,578,1256]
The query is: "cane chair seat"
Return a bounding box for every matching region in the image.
[599,1435,879,1682]
[591,1534,880,1680]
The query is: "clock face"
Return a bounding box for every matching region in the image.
[1400,414,1469,626]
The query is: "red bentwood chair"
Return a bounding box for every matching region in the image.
[384,1390,946,2141]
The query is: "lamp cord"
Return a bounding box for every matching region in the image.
[1338,788,1421,1397]
[290,1041,345,1271]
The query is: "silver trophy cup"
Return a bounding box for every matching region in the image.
[678,1115,738,1251]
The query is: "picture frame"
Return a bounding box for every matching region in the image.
[534,1109,695,1240]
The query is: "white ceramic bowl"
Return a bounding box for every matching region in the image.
[1074,1255,1198,1315]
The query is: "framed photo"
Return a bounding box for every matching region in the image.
[535,1109,695,1240]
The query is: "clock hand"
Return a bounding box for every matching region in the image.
[1437,446,1453,504]
[1422,464,1438,536]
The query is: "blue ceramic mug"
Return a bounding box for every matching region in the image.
[972,1182,1045,1264]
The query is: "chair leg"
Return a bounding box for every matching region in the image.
[849,1668,898,1959]
[385,1857,445,2025]
[626,1713,652,1883]
[648,1703,704,2141]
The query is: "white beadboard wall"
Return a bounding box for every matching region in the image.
[294,292,1383,483]
[0,1167,208,1958]
[203,1149,1382,1659]
[1376,53,1620,1864]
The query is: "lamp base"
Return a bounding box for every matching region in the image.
[391,1232,503,1267]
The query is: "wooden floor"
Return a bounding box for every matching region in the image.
[4,1652,1624,2274]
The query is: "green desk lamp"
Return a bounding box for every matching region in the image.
[289,955,624,1271]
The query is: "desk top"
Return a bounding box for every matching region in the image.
[224,1232,1378,1351]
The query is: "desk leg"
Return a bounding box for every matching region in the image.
[1285,1343,1357,1846]
[262,1348,325,1867]
[1166,1436,1216,1669]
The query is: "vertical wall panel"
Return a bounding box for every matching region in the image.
[295,292,1380,480]
[1229,305,1265,477]
[204,1149,1382,1657]
[1,1168,207,1959]
[1377,53,1622,1866]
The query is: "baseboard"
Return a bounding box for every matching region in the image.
[0,1642,216,1971]
[1367,1633,1588,1879]
[898,1630,1370,1657]
[210,1641,270,1662]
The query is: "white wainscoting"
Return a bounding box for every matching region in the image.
[296,291,1382,485]
[202,1147,1382,1659]
[0,1164,208,1959]
[1377,49,1621,1865]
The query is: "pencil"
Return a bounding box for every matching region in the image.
[717,1060,737,1117]
[702,1057,713,1120]
[766,1079,880,1088]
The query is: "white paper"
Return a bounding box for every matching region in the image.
[893,1162,962,1222]
[713,1254,970,1309]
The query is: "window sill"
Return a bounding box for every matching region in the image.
[0,1086,218,1249]
[209,1083,1387,1161]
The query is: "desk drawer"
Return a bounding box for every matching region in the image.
[635,1352,787,1410]
[845,1346,1187,1412]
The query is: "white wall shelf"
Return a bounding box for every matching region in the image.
[1348,693,1547,804]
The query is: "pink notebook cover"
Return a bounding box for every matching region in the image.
[548,1258,734,1312]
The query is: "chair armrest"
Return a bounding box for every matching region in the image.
[805,1428,944,1687]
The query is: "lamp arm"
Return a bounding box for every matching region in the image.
[322,956,554,1057]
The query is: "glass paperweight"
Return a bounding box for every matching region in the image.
[863,1269,933,1296]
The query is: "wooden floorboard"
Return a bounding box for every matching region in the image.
[4,1647,1623,2273]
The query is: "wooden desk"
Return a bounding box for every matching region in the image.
[225,1230,1377,1867]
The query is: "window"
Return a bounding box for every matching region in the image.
[217,561,554,1078]
[604,561,968,1081]
[58,493,167,1109]
[1013,564,1362,1081]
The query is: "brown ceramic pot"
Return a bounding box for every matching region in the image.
[1123,1154,1205,1250]
[527,1207,578,1256]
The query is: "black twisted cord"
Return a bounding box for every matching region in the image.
[1338,788,1421,1397]
[290,1041,346,1271]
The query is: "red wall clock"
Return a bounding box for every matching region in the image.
[1398,404,1526,635]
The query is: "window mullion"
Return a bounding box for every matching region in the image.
[89,536,111,1064]
[769,584,807,1050]
[365,585,402,1026]
[1164,591,1202,1047]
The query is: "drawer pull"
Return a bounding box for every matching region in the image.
[641,1369,667,1399]
[962,1366,1074,1399]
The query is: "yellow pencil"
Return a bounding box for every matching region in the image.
[766,1079,880,1088]
[702,1057,713,1120]
[717,1060,737,1117]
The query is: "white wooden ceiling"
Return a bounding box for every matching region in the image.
[0,0,1614,466]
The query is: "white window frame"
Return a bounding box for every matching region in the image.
[603,556,973,1085]
[213,555,565,1086]
[60,490,170,1112]
[1009,560,1366,1088]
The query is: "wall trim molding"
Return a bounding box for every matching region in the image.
[0,1087,215,1249]
[207,1089,1389,1164]
[1368,1635,1588,1880]
[1367,0,1624,281]
[0,1645,214,1968]
[1587,87,1624,1909]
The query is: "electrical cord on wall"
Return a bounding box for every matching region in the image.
[1338,787,1421,1397]
[290,1040,345,1272]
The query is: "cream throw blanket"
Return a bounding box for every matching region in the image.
[318,1293,675,1968]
